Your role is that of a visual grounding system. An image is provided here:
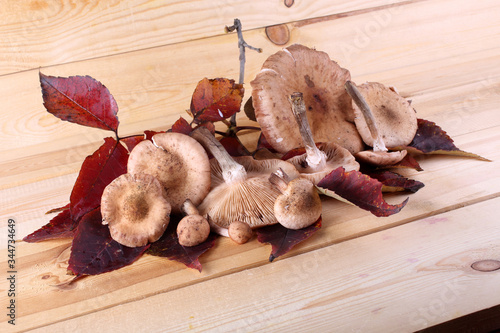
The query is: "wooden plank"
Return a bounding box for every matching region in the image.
[1,124,498,331]
[23,197,500,332]
[0,0,498,157]
[0,0,409,75]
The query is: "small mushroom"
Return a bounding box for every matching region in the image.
[250,44,364,154]
[228,221,253,244]
[127,132,211,214]
[345,81,410,166]
[191,127,300,231]
[101,173,171,247]
[176,199,210,247]
[269,168,322,230]
[285,92,360,184]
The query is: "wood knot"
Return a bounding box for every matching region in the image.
[471,260,500,272]
[265,24,290,46]
[284,0,294,7]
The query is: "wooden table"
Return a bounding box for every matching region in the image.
[1,1,499,331]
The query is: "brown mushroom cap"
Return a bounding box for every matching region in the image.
[250,44,363,154]
[270,171,322,230]
[287,142,360,184]
[127,132,211,214]
[355,150,408,166]
[101,173,171,247]
[176,199,211,247]
[351,81,418,148]
[228,221,253,244]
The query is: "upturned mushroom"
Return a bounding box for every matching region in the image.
[127,132,211,213]
[345,81,413,166]
[190,127,300,231]
[101,173,171,247]
[269,168,322,230]
[285,92,360,184]
[250,44,364,154]
[176,199,211,247]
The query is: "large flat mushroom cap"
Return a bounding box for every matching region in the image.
[352,82,418,148]
[101,173,171,247]
[250,44,363,154]
[127,133,211,214]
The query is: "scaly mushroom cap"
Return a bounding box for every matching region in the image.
[271,175,322,230]
[198,156,300,229]
[250,44,363,154]
[287,142,360,184]
[101,173,171,247]
[352,82,418,148]
[127,132,211,214]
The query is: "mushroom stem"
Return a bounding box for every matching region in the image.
[345,81,388,152]
[191,127,247,184]
[268,168,290,193]
[182,199,199,216]
[289,92,327,171]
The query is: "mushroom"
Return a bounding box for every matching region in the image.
[345,81,411,166]
[190,127,300,231]
[285,92,360,184]
[127,132,211,214]
[269,168,322,230]
[176,199,211,247]
[250,44,364,154]
[101,173,171,247]
[228,221,253,244]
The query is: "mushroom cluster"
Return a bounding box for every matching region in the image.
[100,43,419,250]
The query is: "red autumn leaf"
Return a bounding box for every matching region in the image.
[120,134,145,152]
[23,209,76,243]
[39,73,119,132]
[317,167,408,217]
[170,117,193,134]
[144,130,165,141]
[147,218,217,272]
[363,170,425,193]
[219,135,251,157]
[45,202,70,215]
[402,118,489,160]
[68,208,149,276]
[256,218,322,262]
[256,132,278,153]
[389,153,423,171]
[190,78,244,123]
[195,121,216,134]
[70,137,129,222]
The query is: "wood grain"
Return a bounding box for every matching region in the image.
[1,0,499,331]
[0,0,409,75]
[26,198,500,332]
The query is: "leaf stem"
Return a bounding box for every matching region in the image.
[225,18,262,126]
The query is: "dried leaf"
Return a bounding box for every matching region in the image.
[68,208,149,276]
[219,136,251,157]
[23,209,76,243]
[39,73,119,132]
[45,203,70,215]
[190,78,244,123]
[120,135,145,152]
[402,118,490,161]
[170,117,193,135]
[317,167,408,217]
[148,219,217,272]
[144,130,164,141]
[256,218,321,262]
[70,137,129,222]
[364,170,425,193]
